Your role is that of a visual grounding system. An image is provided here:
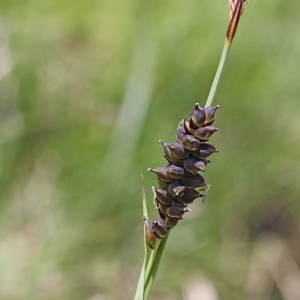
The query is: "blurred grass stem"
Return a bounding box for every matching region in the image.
[103,36,158,180]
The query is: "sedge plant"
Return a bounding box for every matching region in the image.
[134,1,249,299]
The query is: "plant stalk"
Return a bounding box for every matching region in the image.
[205,40,231,108]
[144,232,169,298]
[135,1,246,298]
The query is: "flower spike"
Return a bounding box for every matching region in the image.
[145,105,219,247]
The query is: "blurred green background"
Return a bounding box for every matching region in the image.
[1,0,300,299]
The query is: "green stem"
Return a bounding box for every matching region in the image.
[205,40,232,108]
[144,232,170,299]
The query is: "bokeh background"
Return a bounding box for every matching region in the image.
[1,0,300,299]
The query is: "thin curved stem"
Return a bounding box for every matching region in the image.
[205,40,231,108]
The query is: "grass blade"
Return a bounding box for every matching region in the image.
[134,175,151,300]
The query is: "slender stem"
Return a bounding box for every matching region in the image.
[144,232,170,299]
[205,40,231,108]
[205,0,244,108]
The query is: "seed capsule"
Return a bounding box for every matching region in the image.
[174,187,203,204]
[183,119,192,135]
[204,105,219,125]
[193,126,218,141]
[156,202,168,219]
[182,135,201,151]
[143,217,158,249]
[166,218,180,229]
[191,143,219,159]
[160,140,186,163]
[151,218,168,239]
[183,156,207,174]
[165,164,185,179]
[168,181,186,197]
[180,172,207,188]
[167,202,191,219]
[152,186,173,206]
[176,123,186,143]
[147,166,176,183]
[166,142,189,159]
[189,103,206,129]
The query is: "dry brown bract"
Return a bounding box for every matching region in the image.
[229,0,249,18]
